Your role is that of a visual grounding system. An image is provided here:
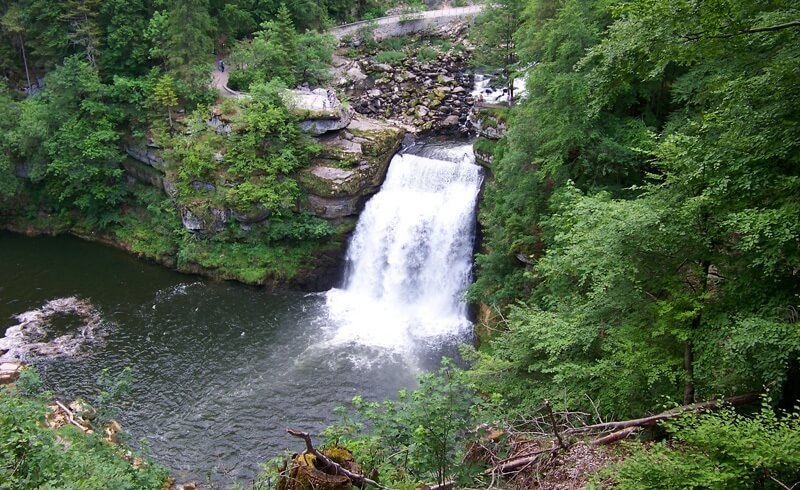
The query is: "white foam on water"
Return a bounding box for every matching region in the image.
[324,149,483,358]
[471,73,527,105]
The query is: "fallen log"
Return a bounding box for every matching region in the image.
[566,393,759,435]
[589,427,641,446]
[483,393,760,478]
[287,428,389,490]
[482,446,559,476]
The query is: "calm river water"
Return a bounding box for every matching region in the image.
[0,233,462,484]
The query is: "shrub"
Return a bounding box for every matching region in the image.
[0,377,168,489]
[598,405,800,489]
[416,46,438,63]
[323,360,481,486]
[373,50,406,65]
[381,37,406,52]
[431,39,452,51]
[227,69,259,92]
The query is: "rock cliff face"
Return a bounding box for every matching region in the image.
[299,117,404,220]
[120,107,404,289]
[124,114,404,236]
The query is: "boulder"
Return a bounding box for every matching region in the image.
[442,115,460,127]
[232,206,271,224]
[299,107,354,136]
[180,206,229,234]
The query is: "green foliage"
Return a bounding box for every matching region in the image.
[150,73,178,126]
[224,81,316,214]
[163,0,213,83]
[115,187,183,260]
[324,360,480,486]
[14,367,45,398]
[229,6,334,89]
[600,405,800,489]
[176,234,323,284]
[373,50,406,65]
[98,0,151,76]
[380,36,406,52]
[0,87,20,199]
[416,46,438,63]
[0,377,168,489]
[469,0,526,101]
[471,0,800,423]
[9,56,125,224]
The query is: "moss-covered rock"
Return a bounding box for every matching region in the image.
[278,452,352,490]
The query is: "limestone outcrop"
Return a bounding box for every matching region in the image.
[299,117,405,219]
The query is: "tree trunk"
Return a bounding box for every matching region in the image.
[19,35,31,91]
[684,259,710,404]
[683,339,694,404]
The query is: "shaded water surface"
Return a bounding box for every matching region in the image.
[0,234,421,484]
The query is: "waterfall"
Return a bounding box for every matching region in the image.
[325,143,483,354]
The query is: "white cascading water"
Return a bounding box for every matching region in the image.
[325,144,483,355]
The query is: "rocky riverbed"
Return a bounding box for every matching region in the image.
[334,23,477,135]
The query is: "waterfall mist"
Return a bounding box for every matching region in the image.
[325,143,483,356]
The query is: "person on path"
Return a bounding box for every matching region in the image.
[219,60,225,72]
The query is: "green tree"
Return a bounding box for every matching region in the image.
[164,0,214,83]
[1,4,32,89]
[151,73,179,128]
[470,0,800,419]
[229,4,333,89]
[223,80,315,214]
[98,0,151,76]
[469,0,526,104]
[324,361,479,486]
[59,0,102,67]
[14,56,124,222]
[0,87,20,199]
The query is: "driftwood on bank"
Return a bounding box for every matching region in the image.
[287,428,389,490]
[565,393,759,435]
[54,400,90,432]
[484,393,759,478]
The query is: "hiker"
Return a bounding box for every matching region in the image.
[327,89,335,107]
[219,60,225,72]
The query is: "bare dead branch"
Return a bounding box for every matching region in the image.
[684,20,800,41]
[566,393,758,435]
[589,427,641,445]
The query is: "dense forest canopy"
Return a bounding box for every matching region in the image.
[470,0,800,418]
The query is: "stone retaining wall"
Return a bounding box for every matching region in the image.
[332,5,483,42]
